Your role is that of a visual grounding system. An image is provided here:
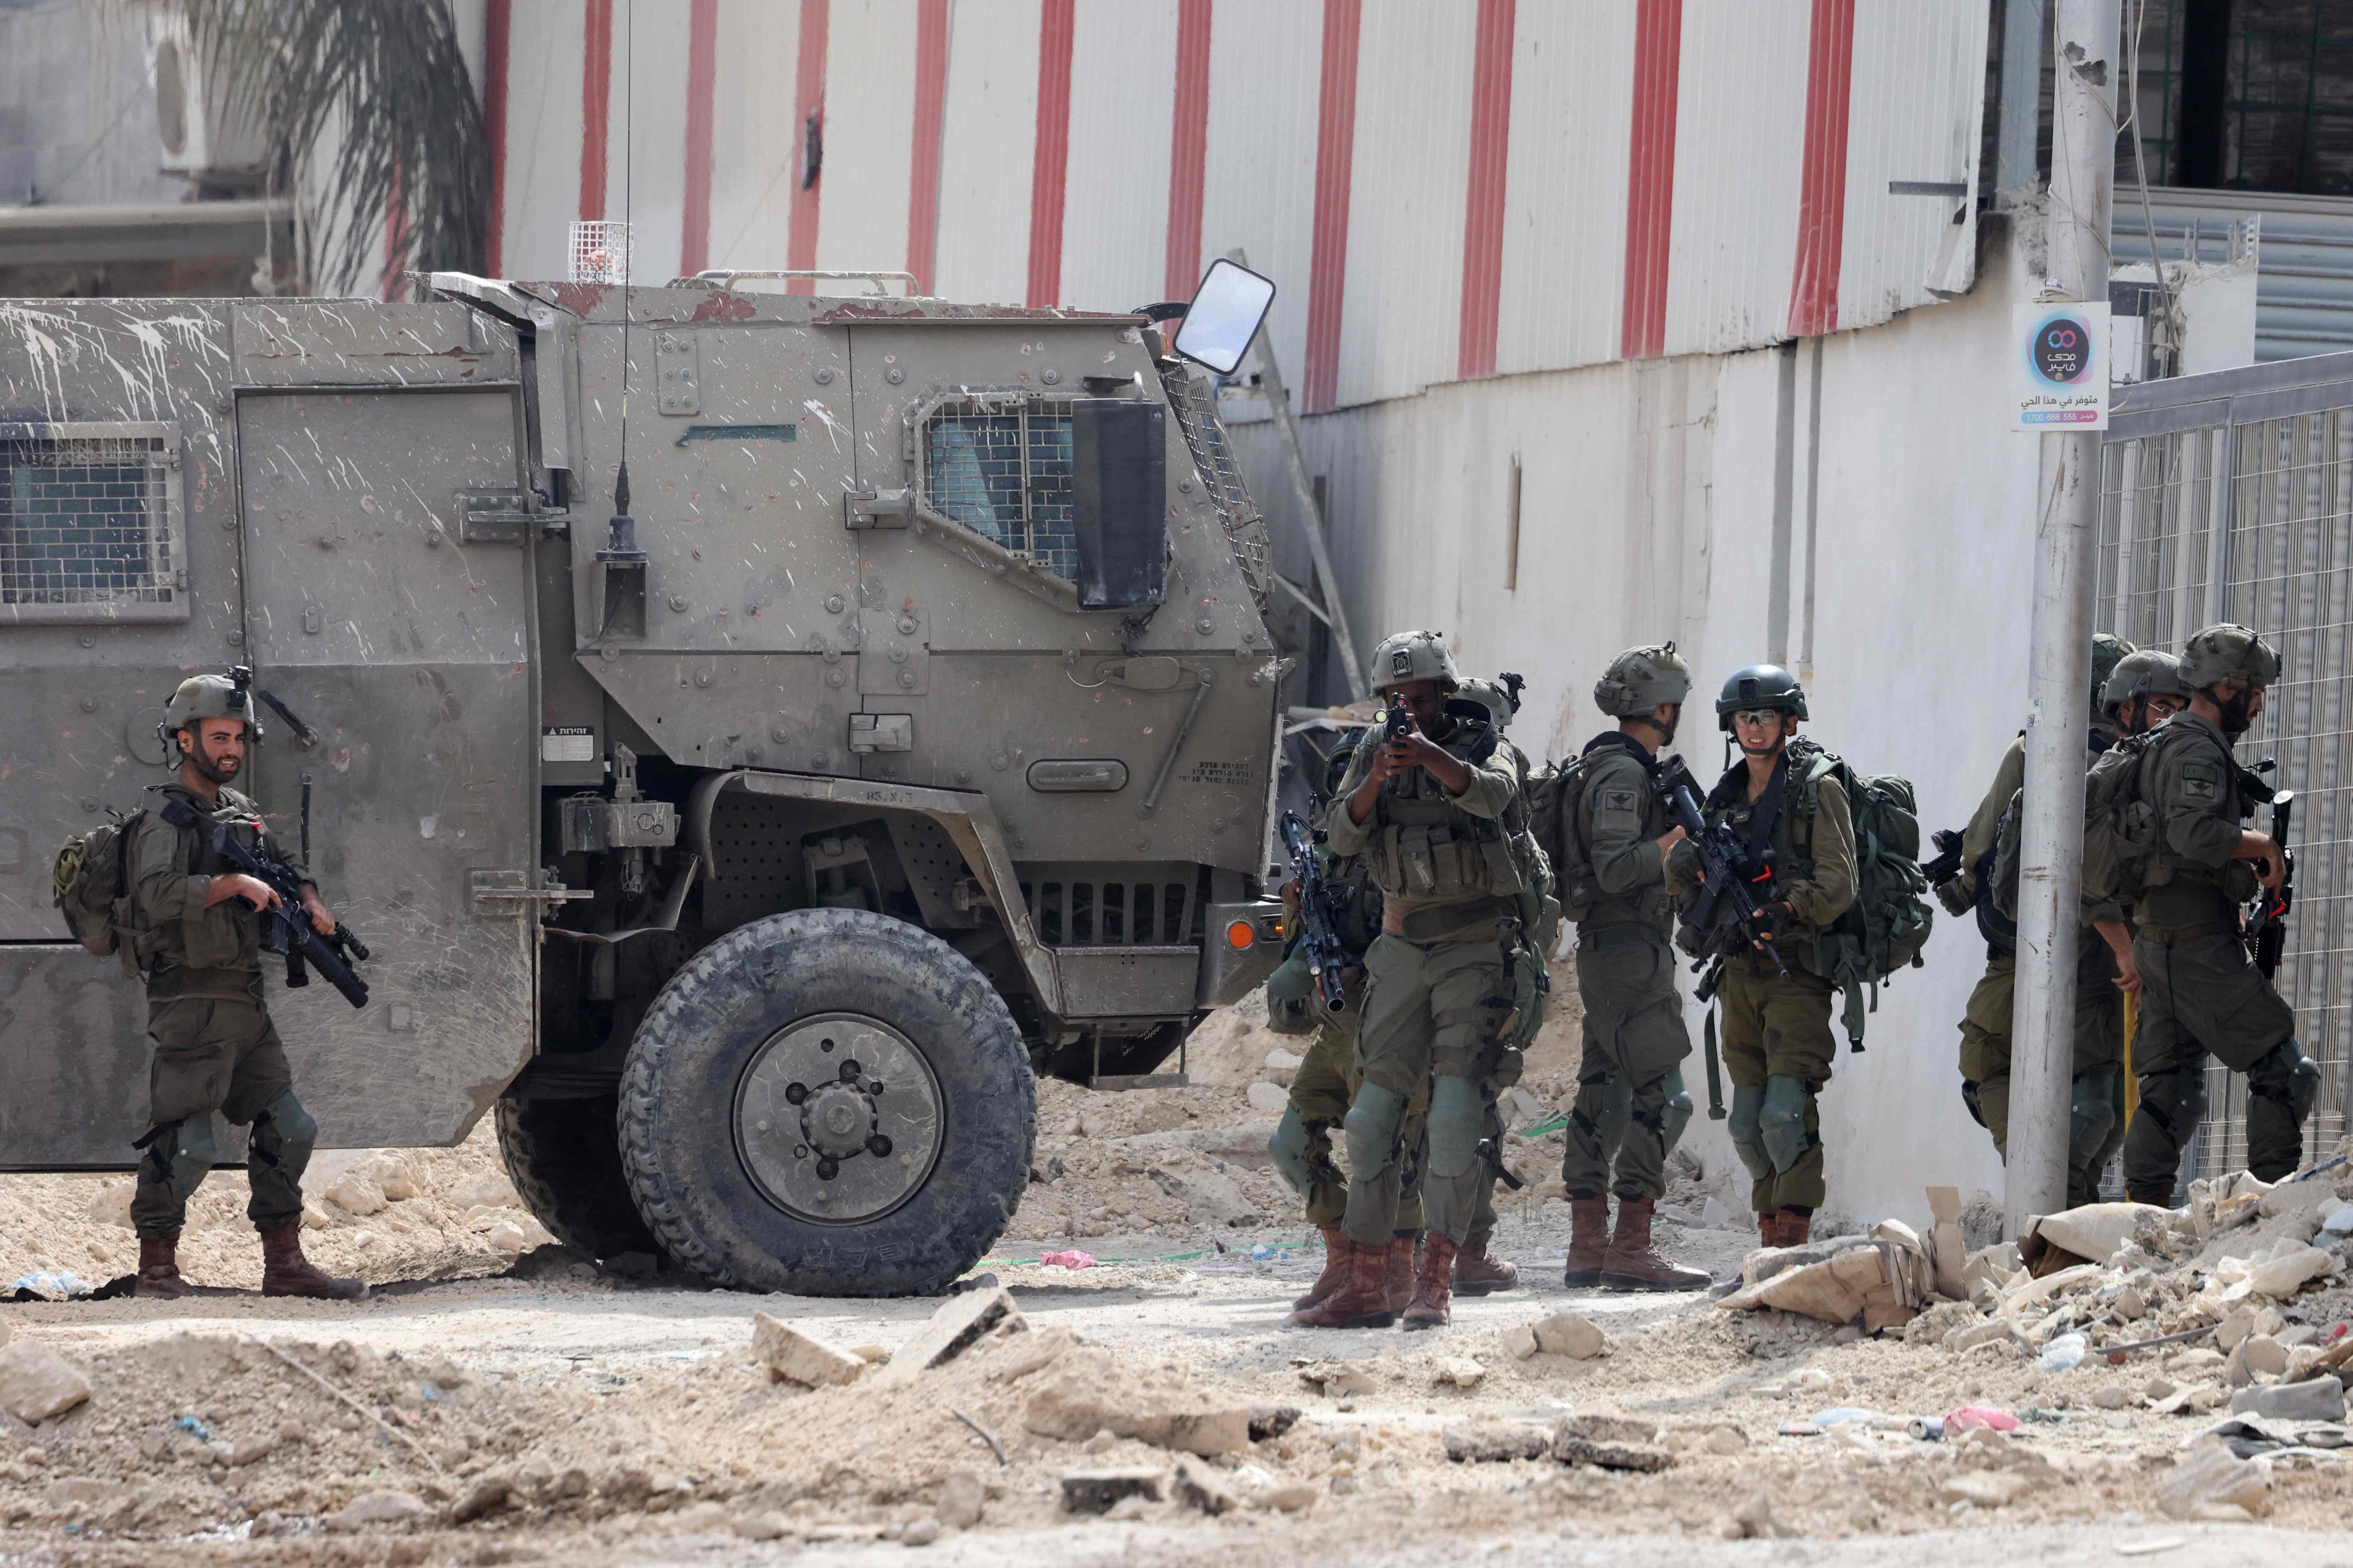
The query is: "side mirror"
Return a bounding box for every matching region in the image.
[1071,400,1167,609]
[1171,258,1276,376]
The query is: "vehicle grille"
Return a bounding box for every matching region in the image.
[1021,863,1205,947]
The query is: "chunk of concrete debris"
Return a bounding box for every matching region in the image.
[1256,1481,1318,1512]
[1925,1185,1968,1299]
[2240,1335,2290,1378]
[1553,1415,1669,1470]
[2230,1377,2345,1424]
[324,1173,387,1216]
[1264,1048,1304,1073]
[1244,1082,1290,1114]
[1148,1166,1259,1227]
[1530,1314,1607,1360]
[936,1470,986,1530]
[2158,1438,2273,1520]
[1248,1406,1301,1440]
[1171,1461,1240,1515]
[0,1342,91,1424]
[2023,1202,2172,1268]
[1060,1469,1165,1515]
[2089,1385,2137,1410]
[1904,1299,1980,1346]
[988,1326,1074,1385]
[331,1489,428,1531]
[877,1286,1025,1387]
[1433,1357,1486,1390]
[451,1469,516,1523]
[84,1183,135,1232]
[1297,1362,1377,1396]
[752,1312,868,1388]
[1499,1323,1540,1361]
[1938,1470,2028,1508]
[1719,1245,1891,1326]
[1025,1347,1250,1456]
[1442,1423,1551,1463]
[2247,1245,2333,1299]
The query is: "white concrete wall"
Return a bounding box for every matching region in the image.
[1237,214,2058,1232]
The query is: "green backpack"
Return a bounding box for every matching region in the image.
[1989,728,2165,922]
[52,812,142,963]
[1785,738,1935,1048]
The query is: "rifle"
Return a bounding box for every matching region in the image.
[1653,755,1788,1119]
[1278,810,1351,1012]
[1922,827,1973,917]
[210,817,372,1009]
[1382,696,1413,746]
[2246,789,2295,980]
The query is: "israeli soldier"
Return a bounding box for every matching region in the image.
[1295,631,1526,1330]
[1665,666,1856,1249]
[123,673,364,1301]
[1547,646,1708,1291]
[2120,625,2314,1200]
[1953,634,2145,1208]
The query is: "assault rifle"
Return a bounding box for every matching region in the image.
[1279,810,1352,1011]
[1653,755,1787,980]
[210,815,372,1009]
[1382,696,1413,746]
[2246,790,2296,980]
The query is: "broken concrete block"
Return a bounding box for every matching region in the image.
[1255,1481,1317,1512]
[2248,1245,2332,1299]
[1024,1348,1249,1456]
[2230,1377,2346,1423]
[2218,1307,2259,1353]
[1247,1406,1301,1440]
[1530,1314,1607,1359]
[324,1173,387,1216]
[936,1471,985,1530]
[751,1312,867,1388]
[2158,1439,2273,1520]
[1060,1469,1165,1515]
[2089,1385,2136,1410]
[1553,1429,1674,1472]
[1244,1082,1290,1114]
[877,1287,1024,1387]
[1904,1299,1979,1345]
[1297,1362,1376,1397]
[988,1326,1073,1385]
[450,1470,516,1523]
[0,1342,91,1424]
[329,1489,427,1531]
[1938,1470,2028,1508]
[1926,1185,1967,1299]
[2027,1202,2171,1267]
[1432,1357,1486,1390]
[1442,1423,1551,1463]
[1498,1323,1540,1361]
[1148,1166,1259,1226]
[1171,1461,1240,1515]
[2242,1335,2290,1378]
[1556,1412,1659,1446]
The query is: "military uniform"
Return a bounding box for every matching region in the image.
[2122,704,2312,1196]
[1669,721,1857,1238]
[1952,732,2128,1207]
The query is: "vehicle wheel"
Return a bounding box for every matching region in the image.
[493,1095,665,1262]
[618,908,1035,1296]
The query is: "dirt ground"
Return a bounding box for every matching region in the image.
[1,998,2347,1566]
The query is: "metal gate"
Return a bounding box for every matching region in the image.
[2104,353,2353,1179]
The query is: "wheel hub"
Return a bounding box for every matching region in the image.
[734,1013,942,1225]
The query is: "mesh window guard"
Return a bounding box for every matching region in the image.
[0,424,186,624]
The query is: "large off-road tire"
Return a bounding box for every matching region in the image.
[617,909,1035,1296]
[493,1095,665,1262]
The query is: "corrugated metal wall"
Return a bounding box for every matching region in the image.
[480,0,1990,408]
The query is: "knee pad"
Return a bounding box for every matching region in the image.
[250,1091,318,1171]
[2138,1061,2209,1136]
[1426,1075,1486,1180]
[155,1115,218,1199]
[1654,1068,1694,1156]
[2249,1037,2320,1122]
[1344,1083,1410,1178]
[2069,1065,2120,1160]
[1758,1075,1816,1175]
[1727,1083,1770,1180]
[1268,1109,1319,1200]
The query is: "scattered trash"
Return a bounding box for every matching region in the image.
[2039,1331,2089,1372]
[2112,1538,2186,1558]
[1039,1250,1096,1270]
[1247,1243,1290,1262]
[1907,1417,1945,1441]
[1945,1406,2020,1434]
[6,1270,93,1301]
[173,1415,214,1442]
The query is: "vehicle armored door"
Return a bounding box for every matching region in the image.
[237,388,537,1148]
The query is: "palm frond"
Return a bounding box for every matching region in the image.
[178,0,489,295]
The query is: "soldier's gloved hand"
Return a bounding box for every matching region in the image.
[1750,900,1797,949]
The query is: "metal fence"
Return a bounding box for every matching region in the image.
[2104,353,2353,1179]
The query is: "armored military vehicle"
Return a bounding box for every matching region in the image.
[0,265,1287,1295]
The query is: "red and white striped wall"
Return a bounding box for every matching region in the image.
[478,0,1988,413]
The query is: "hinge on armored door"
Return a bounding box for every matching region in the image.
[844,488,912,529]
[469,869,595,916]
[454,488,534,545]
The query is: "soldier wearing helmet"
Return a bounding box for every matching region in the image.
[118,670,362,1301]
[2120,624,2315,1198]
[1544,643,1707,1291]
[1951,635,2142,1208]
[1662,664,1856,1249]
[1295,631,1527,1330]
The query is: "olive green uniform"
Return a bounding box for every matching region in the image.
[2121,713,2309,1197]
[1953,733,2128,1206]
[1668,744,1857,1215]
[124,784,320,1239]
[1322,717,1523,1249]
[1559,735,1692,1202]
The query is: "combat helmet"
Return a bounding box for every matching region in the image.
[2180,623,2281,692]
[1594,643,1692,717]
[161,667,258,745]
[2101,648,2193,719]
[1370,629,1460,693]
[2089,632,2136,725]
[1455,676,1516,735]
[1715,664,1807,733]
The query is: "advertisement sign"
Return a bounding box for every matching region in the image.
[2013,302,2110,431]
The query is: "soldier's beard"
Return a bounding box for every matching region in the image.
[2217,690,2259,737]
[186,742,241,786]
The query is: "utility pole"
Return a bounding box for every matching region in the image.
[2009,0,2119,1237]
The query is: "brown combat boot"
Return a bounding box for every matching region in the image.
[1564,1197,1611,1287]
[1757,1211,1779,1249]
[1293,1223,1352,1311]
[259,1221,366,1301]
[1401,1235,1457,1330]
[1453,1244,1519,1295]
[136,1233,192,1300]
[1776,1208,1812,1247]
[1598,1198,1712,1292]
[1290,1234,1395,1328]
[1383,1235,1418,1312]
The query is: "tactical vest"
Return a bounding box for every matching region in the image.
[1360,716,1526,909]
[129,785,267,992]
